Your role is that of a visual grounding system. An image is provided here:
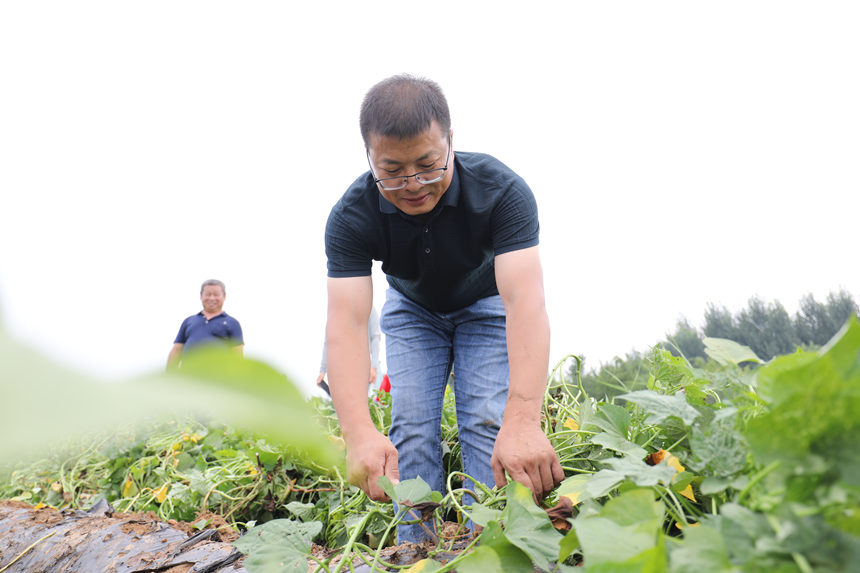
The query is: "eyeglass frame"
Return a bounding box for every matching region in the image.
[366,135,451,191]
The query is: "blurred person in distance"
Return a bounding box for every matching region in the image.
[166,279,244,370]
[317,306,381,396]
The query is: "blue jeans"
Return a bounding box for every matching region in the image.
[381,288,509,543]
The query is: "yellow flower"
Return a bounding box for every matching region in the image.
[122,476,138,498]
[649,449,696,502]
[154,484,169,503]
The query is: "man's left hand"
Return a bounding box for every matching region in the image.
[491,420,564,501]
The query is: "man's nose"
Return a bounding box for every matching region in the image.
[404,175,423,193]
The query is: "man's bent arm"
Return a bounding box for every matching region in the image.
[327,276,399,500]
[166,343,184,370]
[492,246,564,499]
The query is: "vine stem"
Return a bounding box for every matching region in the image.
[368,507,411,572]
[737,460,781,505]
[766,514,813,573]
[330,509,383,573]
[0,531,56,572]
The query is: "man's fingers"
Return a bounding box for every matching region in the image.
[491,456,508,489]
[362,452,399,502]
[345,432,399,502]
[383,449,400,485]
[495,453,563,500]
[551,457,565,487]
[539,460,560,498]
[506,466,536,499]
[366,479,389,501]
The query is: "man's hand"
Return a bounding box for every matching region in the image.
[166,343,184,371]
[344,427,400,501]
[368,367,378,385]
[491,420,564,501]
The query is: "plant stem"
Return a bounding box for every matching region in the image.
[737,460,780,505]
[0,531,56,572]
[331,509,382,573]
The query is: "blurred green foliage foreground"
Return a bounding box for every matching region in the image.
[0,328,338,468]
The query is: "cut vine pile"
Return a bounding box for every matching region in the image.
[1,319,859,572]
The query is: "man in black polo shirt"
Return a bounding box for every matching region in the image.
[166,279,244,369]
[324,74,562,542]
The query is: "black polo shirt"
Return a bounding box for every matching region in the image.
[325,151,539,313]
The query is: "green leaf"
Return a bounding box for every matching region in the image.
[587,544,668,573]
[0,334,338,467]
[557,474,590,504]
[256,450,280,471]
[456,521,535,573]
[284,501,316,521]
[378,475,435,504]
[604,457,676,488]
[703,337,762,366]
[574,516,657,566]
[595,403,631,436]
[600,489,664,528]
[187,469,213,496]
[558,526,580,563]
[500,481,562,572]
[464,501,502,527]
[591,432,648,459]
[573,489,665,567]
[619,390,700,427]
[699,476,731,495]
[745,316,860,485]
[233,518,322,573]
[687,416,747,477]
[585,469,626,499]
[710,503,771,564]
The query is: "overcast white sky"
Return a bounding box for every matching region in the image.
[1,1,857,396]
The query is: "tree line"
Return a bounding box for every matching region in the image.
[574,289,858,400]
[668,289,858,362]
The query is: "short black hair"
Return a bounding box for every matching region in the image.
[359,74,451,147]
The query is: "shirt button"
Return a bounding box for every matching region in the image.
[424,248,431,254]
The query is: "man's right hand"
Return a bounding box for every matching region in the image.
[344,427,400,501]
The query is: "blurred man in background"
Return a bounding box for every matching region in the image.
[317,306,381,396]
[166,279,243,369]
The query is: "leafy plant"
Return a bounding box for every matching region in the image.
[4,318,860,572]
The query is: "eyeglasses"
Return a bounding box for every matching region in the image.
[367,136,451,191]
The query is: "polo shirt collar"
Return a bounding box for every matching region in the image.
[377,157,461,215]
[198,311,227,319]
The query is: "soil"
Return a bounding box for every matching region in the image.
[0,500,247,572]
[0,500,477,573]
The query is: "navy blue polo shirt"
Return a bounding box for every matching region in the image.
[174,312,244,352]
[325,151,539,313]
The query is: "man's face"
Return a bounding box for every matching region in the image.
[367,121,453,216]
[200,285,225,313]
